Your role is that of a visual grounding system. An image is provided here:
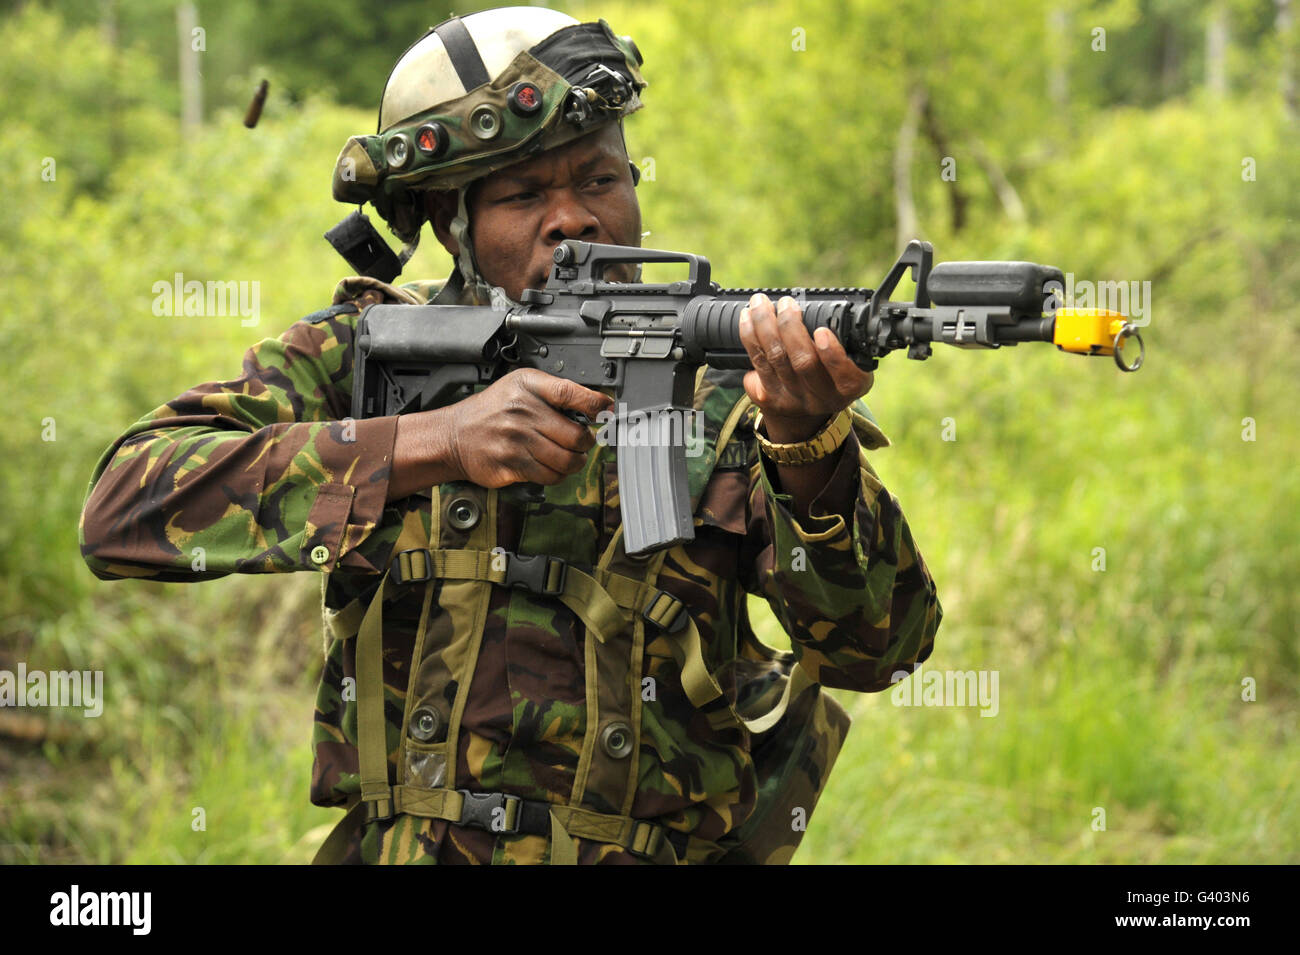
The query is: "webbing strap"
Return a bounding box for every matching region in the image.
[393,547,494,586]
[386,785,678,862]
[556,566,628,645]
[357,570,394,820]
[435,484,493,815]
[323,597,366,645]
[549,810,579,865]
[391,786,458,819]
[550,804,677,863]
[356,564,438,825]
[568,521,666,812]
[567,391,758,817]
[675,612,816,735]
[391,546,676,645]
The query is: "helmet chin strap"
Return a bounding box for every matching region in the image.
[397,233,420,267]
[449,186,518,310]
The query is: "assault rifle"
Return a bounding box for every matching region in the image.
[353,239,1144,556]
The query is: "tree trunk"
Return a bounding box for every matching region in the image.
[1161,22,1182,98]
[178,2,203,135]
[1047,6,1068,110]
[921,96,968,234]
[101,0,123,167]
[1280,0,1298,122]
[1206,2,1229,99]
[894,86,925,249]
[970,139,1027,223]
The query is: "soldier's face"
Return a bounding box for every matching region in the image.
[447,123,642,300]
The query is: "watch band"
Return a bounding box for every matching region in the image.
[754,408,853,465]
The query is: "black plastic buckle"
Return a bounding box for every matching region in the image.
[505,553,567,596]
[391,548,433,585]
[643,590,688,633]
[456,790,521,834]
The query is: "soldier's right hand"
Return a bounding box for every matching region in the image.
[389,368,613,500]
[449,368,614,487]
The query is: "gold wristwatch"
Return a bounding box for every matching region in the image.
[754,408,853,465]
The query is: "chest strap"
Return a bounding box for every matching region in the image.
[389,547,687,642]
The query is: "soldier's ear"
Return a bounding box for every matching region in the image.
[424,190,460,256]
[628,160,640,187]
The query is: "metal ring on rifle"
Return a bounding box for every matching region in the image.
[1113,323,1144,373]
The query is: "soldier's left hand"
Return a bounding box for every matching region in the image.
[738,293,874,443]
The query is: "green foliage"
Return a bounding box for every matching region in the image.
[4,0,489,111]
[0,4,174,196]
[1,0,1296,864]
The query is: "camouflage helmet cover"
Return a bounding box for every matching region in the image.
[333,7,646,246]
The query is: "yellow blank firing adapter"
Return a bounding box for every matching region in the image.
[1053,308,1145,372]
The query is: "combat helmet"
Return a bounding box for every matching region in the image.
[327,6,646,294]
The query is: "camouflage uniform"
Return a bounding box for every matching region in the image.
[80,260,941,863]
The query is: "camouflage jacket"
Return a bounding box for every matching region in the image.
[80,272,942,864]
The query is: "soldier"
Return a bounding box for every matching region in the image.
[79,7,941,864]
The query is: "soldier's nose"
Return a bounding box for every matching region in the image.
[543,194,599,243]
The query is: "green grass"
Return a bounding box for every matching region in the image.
[1,575,338,864]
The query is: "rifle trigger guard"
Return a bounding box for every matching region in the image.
[1113,323,1144,373]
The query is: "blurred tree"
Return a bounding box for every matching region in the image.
[0,0,503,112]
[1207,1,1229,97]
[1280,0,1299,119]
[239,0,461,108]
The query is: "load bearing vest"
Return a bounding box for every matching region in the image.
[314,390,852,865]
